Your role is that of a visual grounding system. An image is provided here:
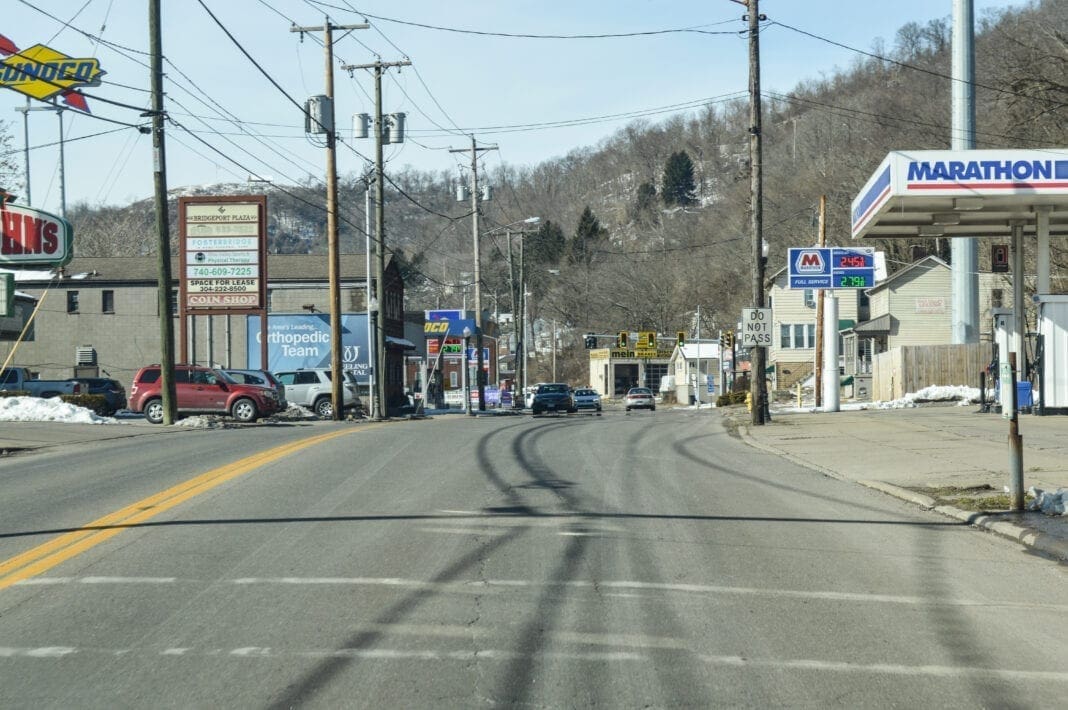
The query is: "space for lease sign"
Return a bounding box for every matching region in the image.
[179,197,266,311]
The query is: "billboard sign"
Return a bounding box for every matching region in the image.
[246,313,371,379]
[0,201,74,267]
[0,37,104,102]
[788,247,875,289]
[179,197,265,312]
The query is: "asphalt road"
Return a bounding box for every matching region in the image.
[0,409,1066,708]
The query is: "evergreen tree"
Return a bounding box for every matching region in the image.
[661,150,697,207]
[568,205,607,267]
[528,220,566,265]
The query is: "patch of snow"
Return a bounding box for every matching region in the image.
[0,396,117,424]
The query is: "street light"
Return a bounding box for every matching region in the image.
[462,325,473,416]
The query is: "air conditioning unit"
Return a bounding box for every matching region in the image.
[75,345,96,366]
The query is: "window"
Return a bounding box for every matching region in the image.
[66,291,79,313]
[803,289,816,308]
[102,290,115,314]
[780,323,816,349]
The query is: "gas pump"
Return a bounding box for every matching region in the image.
[991,308,1016,409]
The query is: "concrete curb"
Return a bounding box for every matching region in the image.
[738,424,1068,563]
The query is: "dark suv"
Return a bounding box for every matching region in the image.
[129,365,283,424]
[530,383,576,415]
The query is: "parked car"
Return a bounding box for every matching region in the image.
[128,364,284,424]
[624,386,656,412]
[572,387,602,412]
[273,368,360,417]
[0,367,86,398]
[530,382,576,415]
[75,377,127,415]
[222,369,287,408]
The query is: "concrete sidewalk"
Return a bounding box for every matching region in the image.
[731,403,1068,562]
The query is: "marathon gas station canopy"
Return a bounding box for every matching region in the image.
[849,147,1068,418]
[851,149,1068,240]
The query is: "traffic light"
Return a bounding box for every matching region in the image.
[677,331,686,347]
[618,331,628,348]
[723,331,734,349]
[584,333,597,349]
[647,332,657,349]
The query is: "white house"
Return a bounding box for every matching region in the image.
[667,341,720,404]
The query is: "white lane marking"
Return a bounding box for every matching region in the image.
[12,574,1062,613]
[81,577,177,584]
[698,655,1068,682]
[558,531,598,537]
[14,577,176,586]
[437,510,479,516]
[224,577,1068,611]
[0,647,77,657]
[3,645,1067,681]
[230,647,272,657]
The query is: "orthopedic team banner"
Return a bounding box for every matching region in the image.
[246,313,371,378]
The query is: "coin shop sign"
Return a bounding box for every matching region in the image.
[179,198,265,310]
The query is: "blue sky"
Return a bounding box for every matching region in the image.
[2,0,1027,213]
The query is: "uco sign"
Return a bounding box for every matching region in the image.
[741,307,772,348]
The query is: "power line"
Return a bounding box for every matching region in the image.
[318,5,740,39]
[767,19,1050,104]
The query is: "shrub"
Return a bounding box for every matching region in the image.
[60,393,110,416]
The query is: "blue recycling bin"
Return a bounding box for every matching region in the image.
[1017,381,1033,410]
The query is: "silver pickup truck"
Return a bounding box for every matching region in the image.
[0,367,86,398]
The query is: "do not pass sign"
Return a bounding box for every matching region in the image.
[741,307,772,348]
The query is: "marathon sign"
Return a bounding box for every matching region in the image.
[0,202,73,267]
[906,158,1068,187]
[852,149,1068,239]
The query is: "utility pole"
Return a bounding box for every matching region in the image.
[745,0,767,425]
[814,195,826,408]
[451,136,497,413]
[149,0,177,424]
[293,19,368,420]
[345,59,410,419]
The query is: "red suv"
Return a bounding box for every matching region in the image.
[129,364,283,424]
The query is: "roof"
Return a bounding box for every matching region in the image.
[852,313,892,334]
[852,149,1068,240]
[866,255,948,295]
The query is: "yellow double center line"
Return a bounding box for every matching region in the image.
[0,428,355,590]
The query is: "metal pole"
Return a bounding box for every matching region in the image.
[951,0,979,344]
[747,0,767,426]
[552,319,557,381]
[463,333,471,415]
[56,108,66,219]
[19,98,31,205]
[519,234,527,395]
[815,195,826,408]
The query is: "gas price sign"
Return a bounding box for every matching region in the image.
[789,247,875,289]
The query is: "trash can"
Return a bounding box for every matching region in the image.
[1017,381,1033,411]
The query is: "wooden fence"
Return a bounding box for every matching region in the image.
[872,342,989,402]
